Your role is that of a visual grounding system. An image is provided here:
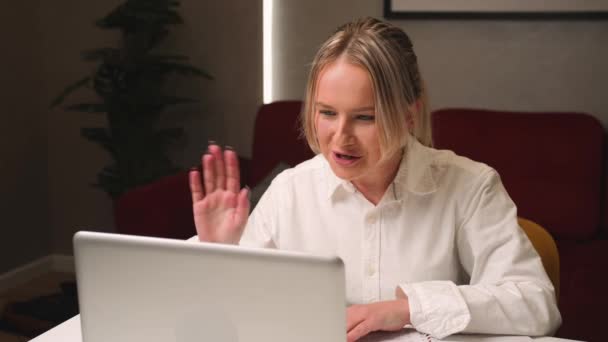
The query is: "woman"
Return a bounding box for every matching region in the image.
[189,17,561,341]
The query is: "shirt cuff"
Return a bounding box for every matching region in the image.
[399,281,471,339]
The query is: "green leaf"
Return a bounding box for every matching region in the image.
[95,0,184,30]
[95,17,121,30]
[61,0,200,200]
[148,28,170,49]
[81,127,110,141]
[81,127,116,157]
[50,76,91,108]
[121,5,182,25]
[96,4,129,29]
[65,103,108,113]
[148,54,189,61]
[93,165,123,199]
[155,96,198,106]
[155,62,213,79]
[82,48,121,62]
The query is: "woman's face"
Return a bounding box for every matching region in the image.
[314,59,401,186]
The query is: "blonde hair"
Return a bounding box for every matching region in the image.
[301,17,432,160]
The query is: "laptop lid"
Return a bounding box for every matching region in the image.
[74,231,346,342]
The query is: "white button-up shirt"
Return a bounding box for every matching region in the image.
[236,139,561,338]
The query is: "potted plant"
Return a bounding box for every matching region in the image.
[51,0,211,199]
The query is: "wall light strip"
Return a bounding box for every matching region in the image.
[263,0,273,104]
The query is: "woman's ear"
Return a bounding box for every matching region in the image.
[406,100,421,134]
[414,98,423,114]
[406,113,415,134]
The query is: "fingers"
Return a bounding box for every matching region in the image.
[346,304,372,342]
[346,305,366,331]
[346,300,410,341]
[347,321,371,342]
[203,153,215,194]
[189,167,204,203]
[224,147,241,194]
[208,144,226,190]
[201,142,241,195]
[234,187,250,227]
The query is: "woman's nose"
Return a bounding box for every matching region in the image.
[334,116,354,141]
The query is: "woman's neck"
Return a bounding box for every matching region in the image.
[352,153,402,206]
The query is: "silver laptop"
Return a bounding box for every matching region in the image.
[74,231,346,342]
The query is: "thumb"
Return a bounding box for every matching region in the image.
[234,187,251,228]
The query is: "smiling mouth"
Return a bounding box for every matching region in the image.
[336,153,359,160]
[332,151,361,167]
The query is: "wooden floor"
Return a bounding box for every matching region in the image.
[0,272,75,342]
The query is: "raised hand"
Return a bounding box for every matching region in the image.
[189,143,250,244]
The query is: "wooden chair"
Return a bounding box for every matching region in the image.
[518,217,560,301]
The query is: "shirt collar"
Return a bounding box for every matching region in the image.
[323,157,356,199]
[393,137,438,196]
[323,137,438,200]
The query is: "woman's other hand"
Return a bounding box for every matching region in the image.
[189,143,250,244]
[346,299,410,342]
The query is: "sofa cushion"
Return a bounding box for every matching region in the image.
[432,109,604,240]
[114,172,195,239]
[249,101,314,187]
[604,177,608,237]
[555,239,608,341]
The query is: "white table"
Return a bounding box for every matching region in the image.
[30,316,81,342]
[30,315,583,342]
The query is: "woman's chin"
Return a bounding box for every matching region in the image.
[328,163,361,181]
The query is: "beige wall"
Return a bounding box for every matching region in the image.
[40,0,127,257]
[273,1,608,129]
[0,0,261,273]
[3,0,606,273]
[0,1,50,273]
[170,0,263,163]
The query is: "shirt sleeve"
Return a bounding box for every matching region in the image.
[399,170,561,339]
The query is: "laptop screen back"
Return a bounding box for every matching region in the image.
[74,231,346,342]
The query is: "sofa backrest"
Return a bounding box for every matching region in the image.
[248,101,314,187]
[605,169,608,237]
[432,108,604,240]
[114,171,195,239]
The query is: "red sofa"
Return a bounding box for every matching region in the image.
[114,101,311,239]
[114,102,607,341]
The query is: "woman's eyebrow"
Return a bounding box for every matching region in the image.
[315,102,335,109]
[351,106,375,112]
[315,102,375,112]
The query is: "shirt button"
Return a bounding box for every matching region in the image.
[368,265,376,276]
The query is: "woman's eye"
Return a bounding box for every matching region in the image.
[319,110,336,116]
[357,115,375,121]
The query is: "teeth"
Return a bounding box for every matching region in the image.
[338,153,356,160]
